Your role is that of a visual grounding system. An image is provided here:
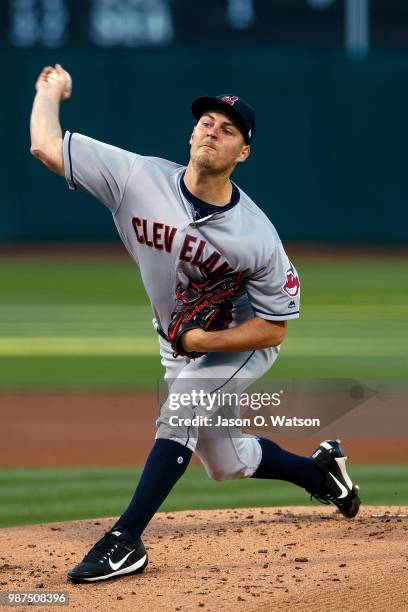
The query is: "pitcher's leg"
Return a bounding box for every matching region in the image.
[251,437,323,490]
[112,439,192,541]
[185,348,323,490]
[195,432,262,481]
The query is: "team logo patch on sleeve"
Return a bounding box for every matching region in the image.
[282,263,300,297]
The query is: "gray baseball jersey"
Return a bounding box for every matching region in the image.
[63,130,301,474]
[63,131,300,335]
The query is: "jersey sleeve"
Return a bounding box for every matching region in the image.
[245,241,300,321]
[63,131,141,214]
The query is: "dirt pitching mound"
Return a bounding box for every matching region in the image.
[1,506,407,612]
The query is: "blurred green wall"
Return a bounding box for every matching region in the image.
[1,48,406,243]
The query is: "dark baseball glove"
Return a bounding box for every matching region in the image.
[167,272,246,359]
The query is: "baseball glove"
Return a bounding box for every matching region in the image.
[167,271,246,359]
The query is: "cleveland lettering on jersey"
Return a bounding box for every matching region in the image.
[132,216,177,253]
[132,217,233,276]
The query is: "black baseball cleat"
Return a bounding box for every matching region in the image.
[67,530,148,583]
[309,439,361,518]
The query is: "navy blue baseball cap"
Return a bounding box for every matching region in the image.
[192,94,256,144]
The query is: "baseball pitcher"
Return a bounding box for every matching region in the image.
[30,64,361,584]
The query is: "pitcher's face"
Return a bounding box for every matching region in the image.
[189,111,250,172]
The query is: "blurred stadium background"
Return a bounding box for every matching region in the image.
[0,0,407,527]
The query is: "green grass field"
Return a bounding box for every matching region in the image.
[0,256,407,388]
[1,465,407,528]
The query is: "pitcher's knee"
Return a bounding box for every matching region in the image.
[205,463,247,482]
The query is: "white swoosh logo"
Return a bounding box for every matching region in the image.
[329,472,349,499]
[108,549,135,571]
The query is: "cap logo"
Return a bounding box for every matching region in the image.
[221,95,239,106]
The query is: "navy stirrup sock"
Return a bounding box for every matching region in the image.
[251,437,323,492]
[113,439,192,542]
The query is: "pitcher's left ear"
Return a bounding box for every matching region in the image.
[237,144,251,163]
